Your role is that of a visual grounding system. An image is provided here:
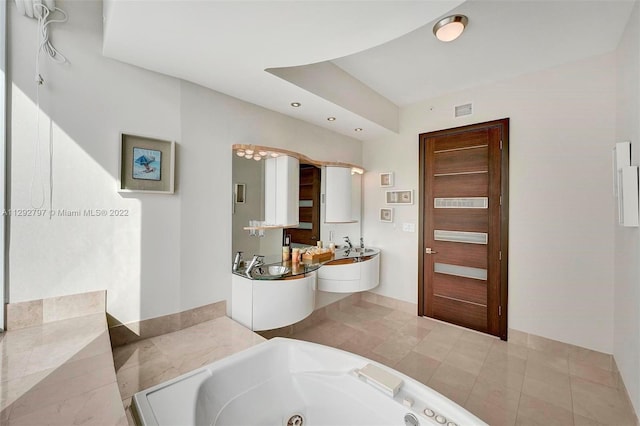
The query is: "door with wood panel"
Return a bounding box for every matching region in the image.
[418,119,509,339]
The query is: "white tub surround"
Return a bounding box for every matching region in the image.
[318,249,380,293]
[232,272,317,331]
[133,338,486,426]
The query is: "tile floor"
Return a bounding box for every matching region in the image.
[113,316,265,424]
[1,313,125,425]
[263,300,638,426]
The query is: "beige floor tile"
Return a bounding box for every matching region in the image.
[427,323,465,344]
[468,376,521,412]
[9,360,117,420]
[568,360,618,388]
[0,352,30,383]
[464,393,518,426]
[410,316,441,330]
[112,339,163,372]
[428,363,477,406]
[508,329,529,347]
[525,361,571,389]
[413,338,454,362]
[443,350,485,376]
[384,310,415,323]
[571,376,637,425]
[521,374,573,412]
[398,322,432,340]
[568,346,613,372]
[371,334,420,364]
[477,361,525,392]
[360,350,397,368]
[527,348,569,374]
[337,331,385,356]
[516,393,574,426]
[573,413,606,426]
[452,336,493,361]
[115,355,179,400]
[491,340,529,361]
[353,319,396,340]
[393,351,440,385]
[527,334,571,358]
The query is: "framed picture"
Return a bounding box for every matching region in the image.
[380,172,394,187]
[379,208,393,223]
[386,189,413,205]
[234,183,246,204]
[119,133,175,193]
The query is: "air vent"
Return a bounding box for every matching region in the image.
[455,103,473,117]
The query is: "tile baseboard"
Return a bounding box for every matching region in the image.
[6,290,106,331]
[108,300,227,347]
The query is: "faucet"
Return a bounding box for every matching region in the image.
[360,237,364,249]
[343,236,352,249]
[245,255,264,275]
[232,251,243,272]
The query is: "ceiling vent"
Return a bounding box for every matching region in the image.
[454,103,473,117]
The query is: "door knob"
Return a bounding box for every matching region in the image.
[425,248,438,254]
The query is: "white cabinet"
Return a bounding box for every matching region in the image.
[231,272,316,331]
[265,155,299,226]
[317,254,380,293]
[325,166,356,223]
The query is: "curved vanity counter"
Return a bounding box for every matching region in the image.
[231,248,380,331]
[317,249,380,293]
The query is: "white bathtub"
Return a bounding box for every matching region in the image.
[133,338,487,426]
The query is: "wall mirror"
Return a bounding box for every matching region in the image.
[232,145,362,262]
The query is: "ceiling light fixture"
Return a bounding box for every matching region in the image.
[433,14,468,42]
[327,117,336,121]
[354,128,363,132]
[290,102,301,107]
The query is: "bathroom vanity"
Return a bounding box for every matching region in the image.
[231,248,380,331]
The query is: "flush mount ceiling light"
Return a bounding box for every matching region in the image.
[290,102,301,107]
[354,128,363,132]
[433,14,468,42]
[327,117,336,121]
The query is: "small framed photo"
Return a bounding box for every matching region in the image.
[380,172,394,187]
[119,133,175,193]
[379,208,393,223]
[234,183,246,204]
[386,190,413,205]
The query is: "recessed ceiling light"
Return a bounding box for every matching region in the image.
[258,151,267,156]
[327,117,336,121]
[433,14,468,42]
[290,102,301,107]
[270,152,279,157]
[245,149,254,155]
[354,128,363,132]
[254,156,261,161]
[245,154,253,159]
[236,150,245,157]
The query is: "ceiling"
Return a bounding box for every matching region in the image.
[103,0,635,141]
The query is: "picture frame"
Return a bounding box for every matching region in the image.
[380,172,394,187]
[379,207,393,223]
[119,133,175,193]
[386,189,413,205]
[234,183,246,204]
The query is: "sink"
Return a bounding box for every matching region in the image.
[351,247,376,254]
[251,265,290,279]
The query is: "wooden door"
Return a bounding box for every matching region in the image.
[288,165,321,246]
[418,119,509,339]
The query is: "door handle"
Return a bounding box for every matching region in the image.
[425,248,438,254]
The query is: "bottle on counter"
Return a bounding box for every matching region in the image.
[282,245,290,261]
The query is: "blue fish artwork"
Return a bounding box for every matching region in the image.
[132,147,161,181]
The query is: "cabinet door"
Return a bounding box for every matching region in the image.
[325,166,353,223]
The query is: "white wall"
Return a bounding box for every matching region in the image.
[8,0,361,325]
[614,0,640,416]
[363,53,617,353]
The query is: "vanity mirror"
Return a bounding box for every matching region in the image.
[232,144,363,261]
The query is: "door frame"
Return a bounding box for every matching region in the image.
[418,118,509,340]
